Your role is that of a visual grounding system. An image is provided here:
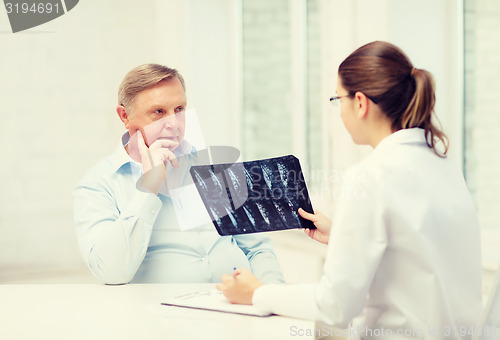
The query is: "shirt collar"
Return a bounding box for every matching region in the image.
[107,132,135,173]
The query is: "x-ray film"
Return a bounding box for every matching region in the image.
[189,155,315,235]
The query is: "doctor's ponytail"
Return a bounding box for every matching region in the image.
[401,68,448,156]
[338,41,448,157]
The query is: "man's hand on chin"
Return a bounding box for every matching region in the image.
[137,130,179,195]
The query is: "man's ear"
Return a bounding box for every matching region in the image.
[116,105,130,129]
[354,91,369,119]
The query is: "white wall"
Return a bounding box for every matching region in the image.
[320,0,392,187]
[392,0,464,164]
[464,0,500,298]
[321,0,463,178]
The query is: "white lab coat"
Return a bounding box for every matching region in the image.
[253,128,483,340]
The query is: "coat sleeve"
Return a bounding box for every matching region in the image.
[253,166,388,327]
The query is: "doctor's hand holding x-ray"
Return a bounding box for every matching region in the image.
[298,208,331,244]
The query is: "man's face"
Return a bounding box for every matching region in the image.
[121,76,187,148]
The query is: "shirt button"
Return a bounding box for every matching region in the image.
[151,209,156,214]
[201,257,207,262]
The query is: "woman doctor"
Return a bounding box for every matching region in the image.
[216,41,482,339]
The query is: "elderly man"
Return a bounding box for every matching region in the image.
[73,64,284,284]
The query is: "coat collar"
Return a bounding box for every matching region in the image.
[374,128,427,154]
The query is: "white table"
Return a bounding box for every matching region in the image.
[0,283,316,340]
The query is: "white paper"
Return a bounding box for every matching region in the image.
[161,290,271,317]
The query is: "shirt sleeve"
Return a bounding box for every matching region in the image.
[253,167,388,326]
[73,177,162,285]
[233,233,285,283]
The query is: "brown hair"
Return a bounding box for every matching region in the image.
[338,41,448,157]
[118,64,185,113]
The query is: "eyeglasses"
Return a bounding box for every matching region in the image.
[329,95,350,107]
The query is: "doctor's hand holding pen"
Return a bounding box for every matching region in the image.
[217,208,331,305]
[216,268,262,305]
[298,208,332,244]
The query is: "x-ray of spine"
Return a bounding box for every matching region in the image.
[190,155,315,235]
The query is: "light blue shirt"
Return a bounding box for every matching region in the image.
[73,133,284,284]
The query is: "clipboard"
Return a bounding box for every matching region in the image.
[161,290,271,317]
[189,155,315,236]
